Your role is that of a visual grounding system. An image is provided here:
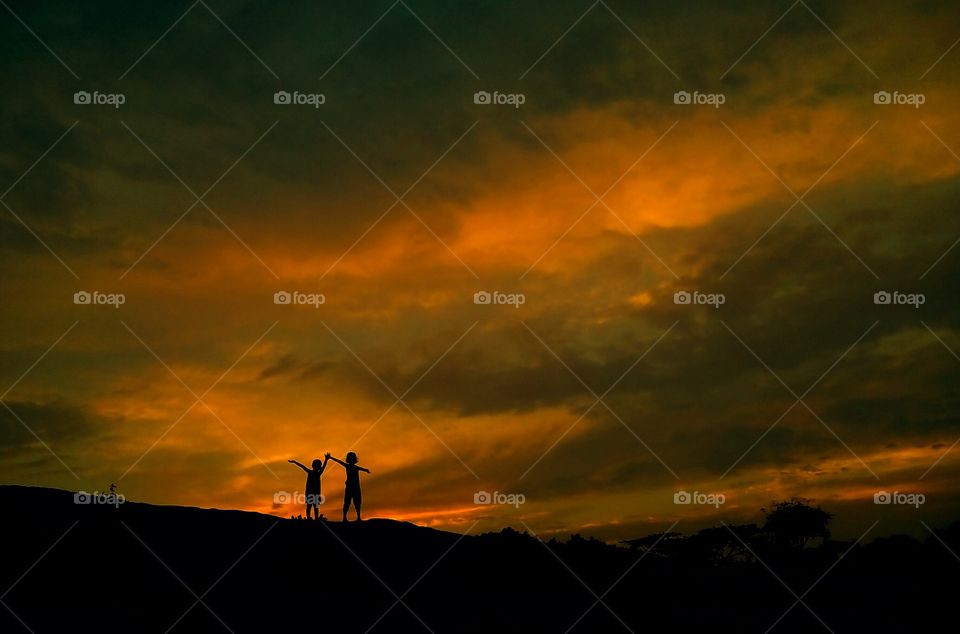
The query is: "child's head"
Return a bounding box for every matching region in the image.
[346,452,358,464]
[311,459,323,470]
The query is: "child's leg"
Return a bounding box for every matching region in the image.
[342,491,350,521]
[354,489,362,520]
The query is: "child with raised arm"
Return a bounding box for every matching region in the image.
[326,451,370,522]
[288,456,329,519]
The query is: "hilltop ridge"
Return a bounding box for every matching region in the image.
[0,486,956,632]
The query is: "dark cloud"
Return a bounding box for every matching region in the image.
[0,400,100,480]
[257,354,336,382]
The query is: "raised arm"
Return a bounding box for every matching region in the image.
[358,466,370,473]
[328,456,347,467]
[288,459,310,473]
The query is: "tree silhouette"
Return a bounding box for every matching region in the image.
[761,497,833,550]
[685,524,758,563]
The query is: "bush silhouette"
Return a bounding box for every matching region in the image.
[761,497,833,550]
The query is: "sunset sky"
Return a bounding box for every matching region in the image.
[2,0,960,541]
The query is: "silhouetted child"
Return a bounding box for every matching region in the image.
[326,451,370,521]
[288,456,329,519]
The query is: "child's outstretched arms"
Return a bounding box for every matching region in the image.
[325,454,369,472]
[288,459,310,473]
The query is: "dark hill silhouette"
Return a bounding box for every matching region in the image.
[1,486,957,633]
